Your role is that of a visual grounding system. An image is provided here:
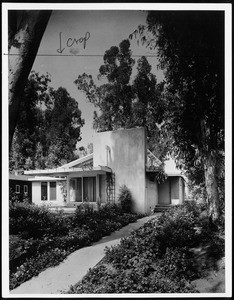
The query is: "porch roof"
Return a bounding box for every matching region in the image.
[57,154,93,169]
[9,174,33,181]
[24,166,112,177]
[28,176,66,181]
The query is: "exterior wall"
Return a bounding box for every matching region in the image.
[93,127,146,213]
[145,175,158,214]
[32,181,64,206]
[32,182,41,205]
[9,179,32,203]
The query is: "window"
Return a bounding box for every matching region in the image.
[69,177,96,202]
[76,178,82,202]
[41,182,47,200]
[50,182,56,200]
[15,185,20,194]
[83,177,96,202]
[24,185,28,195]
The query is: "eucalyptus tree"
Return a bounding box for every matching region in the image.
[10,72,84,170]
[131,11,224,223]
[8,10,51,148]
[75,39,168,160]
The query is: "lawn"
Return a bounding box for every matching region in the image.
[64,201,225,294]
[9,201,142,290]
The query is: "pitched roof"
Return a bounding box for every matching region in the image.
[57,154,93,169]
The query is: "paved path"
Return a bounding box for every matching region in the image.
[10,214,160,295]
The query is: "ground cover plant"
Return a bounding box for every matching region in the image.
[9,194,141,290]
[66,201,225,294]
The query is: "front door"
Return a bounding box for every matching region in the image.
[158,178,171,204]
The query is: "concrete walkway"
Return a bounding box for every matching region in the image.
[10,214,160,295]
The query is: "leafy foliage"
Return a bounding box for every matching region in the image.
[74,40,168,160]
[67,202,224,294]
[154,165,168,184]
[9,72,84,170]
[9,202,140,290]
[9,201,70,238]
[9,188,31,205]
[130,11,224,222]
[117,185,133,213]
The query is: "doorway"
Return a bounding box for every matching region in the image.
[158,178,171,204]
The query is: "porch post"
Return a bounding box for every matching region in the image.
[47,181,50,202]
[96,174,100,203]
[155,182,159,205]
[179,177,183,204]
[67,176,70,203]
[81,177,84,202]
[74,178,77,202]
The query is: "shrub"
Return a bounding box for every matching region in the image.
[10,248,68,290]
[72,203,95,227]
[117,185,132,213]
[66,202,224,294]
[9,201,71,237]
[158,246,198,280]
[67,258,195,294]
[9,201,141,290]
[9,188,31,205]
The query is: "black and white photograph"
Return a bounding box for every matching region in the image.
[2,2,232,297]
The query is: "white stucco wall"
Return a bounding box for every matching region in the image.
[145,176,158,214]
[93,127,146,213]
[32,182,41,205]
[32,180,65,206]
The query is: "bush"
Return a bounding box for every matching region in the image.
[10,247,68,290]
[117,185,132,213]
[9,188,31,205]
[67,258,195,294]
[9,201,141,290]
[158,246,198,280]
[9,202,71,238]
[66,201,224,294]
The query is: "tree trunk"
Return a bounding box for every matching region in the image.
[8,10,51,149]
[204,153,220,225]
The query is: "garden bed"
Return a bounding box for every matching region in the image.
[64,201,225,294]
[9,201,142,290]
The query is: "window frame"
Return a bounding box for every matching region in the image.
[82,176,96,203]
[15,185,20,194]
[49,181,57,201]
[41,182,48,201]
[24,185,28,195]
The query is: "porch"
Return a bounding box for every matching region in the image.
[66,169,115,205]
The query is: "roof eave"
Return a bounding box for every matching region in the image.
[24,166,112,176]
[57,153,93,169]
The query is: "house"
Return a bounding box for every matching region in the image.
[24,127,185,214]
[9,173,33,203]
[27,176,67,206]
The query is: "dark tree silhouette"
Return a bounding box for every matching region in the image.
[8,10,51,148]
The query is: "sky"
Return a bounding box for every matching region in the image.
[32,10,164,149]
